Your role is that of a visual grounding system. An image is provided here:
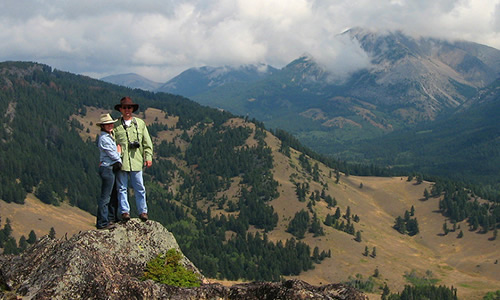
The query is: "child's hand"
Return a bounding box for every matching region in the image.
[117,144,122,154]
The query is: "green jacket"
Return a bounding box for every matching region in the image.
[113,117,153,172]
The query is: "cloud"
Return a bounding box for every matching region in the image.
[0,0,499,82]
[309,34,372,82]
[494,2,500,32]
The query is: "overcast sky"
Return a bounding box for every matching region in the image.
[1,0,499,83]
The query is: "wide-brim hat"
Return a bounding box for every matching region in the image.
[114,96,139,112]
[96,113,118,126]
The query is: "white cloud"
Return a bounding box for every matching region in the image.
[0,0,499,82]
[310,34,372,81]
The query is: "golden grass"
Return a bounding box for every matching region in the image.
[0,194,95,240]
[261,131,500,299]
[7,108,499,300]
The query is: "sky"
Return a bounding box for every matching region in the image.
[1,0,499,83]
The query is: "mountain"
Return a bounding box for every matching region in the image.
[160,28,500,185]
[0,61,499,299]
[156,64,278,98]
[341,27,498,113]
[101,72,162,91]
[350,78,500,185]
[174,28,500,147]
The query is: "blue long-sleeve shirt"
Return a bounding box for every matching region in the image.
[98,131,122,167]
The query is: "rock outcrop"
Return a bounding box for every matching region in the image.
[0,219,367,299]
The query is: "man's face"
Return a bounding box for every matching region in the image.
[119,105,134,120]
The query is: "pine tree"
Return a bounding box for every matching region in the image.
[324,214,333,226]
[312,246,320,263]
[3,237,19,255]
[482,218,490,234]
[49,227,56,239]
[18,235,28,251]
[334,207,341,219]
[345,206,351,220]
[416,174,423,184]
[423,188,430,200]
[27,230,37,244]
[309,214,325,237]
[443,221,449,235]
[3,218,13,237]
[287,210,309,239]
[354,231,362,242]
[381,284,390,300]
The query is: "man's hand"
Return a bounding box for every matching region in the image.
[144,160,152,168]
[112,162,122,172]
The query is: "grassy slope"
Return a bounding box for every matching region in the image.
[0,194,95,240]
[263,130,499,299]
[2,108,499,300]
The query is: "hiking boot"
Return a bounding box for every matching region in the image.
[97,223,116,230]
[139,213,148,222]
[121,213,131,221]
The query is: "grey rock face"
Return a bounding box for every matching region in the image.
[0,219,367,299]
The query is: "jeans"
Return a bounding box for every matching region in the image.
[97,166,116,228]
[116,170,148,215]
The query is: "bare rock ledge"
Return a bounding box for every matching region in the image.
[0,219,367,299]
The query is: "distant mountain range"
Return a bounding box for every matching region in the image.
[101,28,500,183]
[156,64,278,98]
[101,73,163,91]
[102,28,499,125]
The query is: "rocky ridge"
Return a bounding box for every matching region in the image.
[0,219,367,299]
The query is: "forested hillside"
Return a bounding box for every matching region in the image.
[0,61,334,280]
[1,62,499,299]
[351,78,500,191]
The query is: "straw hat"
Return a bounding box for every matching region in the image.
[96,113,117,126]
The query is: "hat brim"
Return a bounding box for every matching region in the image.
[114,104,139,112]
[96,120,118,126]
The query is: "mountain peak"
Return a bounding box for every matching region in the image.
[156,63,277,97]
[101,73,162,91]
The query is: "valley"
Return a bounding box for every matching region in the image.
[2,110,498,299]
[0,61,498,299]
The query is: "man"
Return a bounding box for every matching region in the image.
[113,96,153,222]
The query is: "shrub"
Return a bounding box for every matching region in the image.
[142,249,201,287]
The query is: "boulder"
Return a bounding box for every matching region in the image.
[0,219,367,299]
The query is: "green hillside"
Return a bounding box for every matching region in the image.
[0,61,323,281]
[1,61,499,299]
